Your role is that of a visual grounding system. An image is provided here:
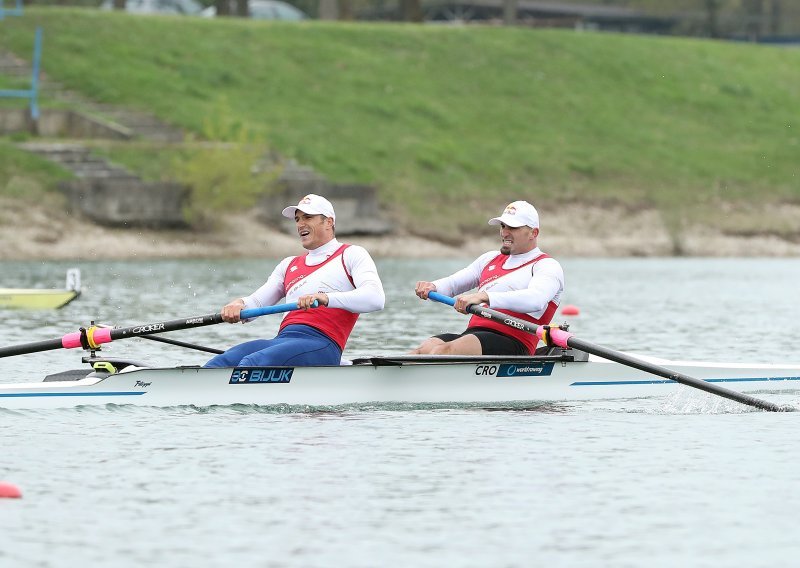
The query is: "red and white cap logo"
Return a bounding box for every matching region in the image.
[488,200,539,229]
[281,194,336,221]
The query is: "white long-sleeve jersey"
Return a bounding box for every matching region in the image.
[242,239,385,313]
[432,248,564,318]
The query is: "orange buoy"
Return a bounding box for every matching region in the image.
[0,482,22,499]
[560,304,580,316]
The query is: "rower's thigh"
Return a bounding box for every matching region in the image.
[203,339,273,368]
[429,334,483,355]
[240,336,340,367]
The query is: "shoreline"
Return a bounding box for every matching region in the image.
[3,199,800,260]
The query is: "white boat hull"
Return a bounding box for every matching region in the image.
[2,352,800,410]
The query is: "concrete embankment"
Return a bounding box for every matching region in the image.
[4,198,800,260]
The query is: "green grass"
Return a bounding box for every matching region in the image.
[1,8,799,238]
[0,140,71,199]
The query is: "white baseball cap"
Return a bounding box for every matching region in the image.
[488,200,539,229]
[281,194,336,222]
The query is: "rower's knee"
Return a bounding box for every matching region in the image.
[429,342,458,355]
[427,335,481,356]
[409,338,443,355]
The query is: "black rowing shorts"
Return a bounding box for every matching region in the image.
[433,327,528,356]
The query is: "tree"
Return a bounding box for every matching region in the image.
[401,0,423,22]
[503,0,518,25]
[318,0,339,19]
[768,0,781,35]
[215,0,231,16]
[339,0,353,20]
[213,0,249,17]
[742,0,765,39]
[705,0,722,37]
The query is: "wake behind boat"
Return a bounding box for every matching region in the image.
[0,268,81,310]
[1,348,800,410]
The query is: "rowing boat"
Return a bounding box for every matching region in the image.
[0,294,794,412]
[1,348,798,410]
[0,289,80,310]
[0,268,81,310]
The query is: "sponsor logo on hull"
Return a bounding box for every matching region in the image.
[474,362,554,377]
[497,362,554,377]
[230,367,294,384]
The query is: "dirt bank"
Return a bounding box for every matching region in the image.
[2,198,800,260]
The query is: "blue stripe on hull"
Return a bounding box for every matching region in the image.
[0,391,147,398]
[572,376,800,386]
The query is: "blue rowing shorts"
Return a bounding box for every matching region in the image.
[203,324,342,368]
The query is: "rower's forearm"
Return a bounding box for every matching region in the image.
[327,280,385,313]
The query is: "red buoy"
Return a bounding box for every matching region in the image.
[0,482,22,499]
[560,304,580,316]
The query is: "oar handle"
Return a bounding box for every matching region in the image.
[428,291,455,306]
[240,300,318,319]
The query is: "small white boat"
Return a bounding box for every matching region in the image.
[1,349,799,410]
[0,268,81,310]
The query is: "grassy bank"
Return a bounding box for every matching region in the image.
[1,8,799,240]
[0,140,70,200]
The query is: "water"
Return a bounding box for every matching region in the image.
[2,257,800,567]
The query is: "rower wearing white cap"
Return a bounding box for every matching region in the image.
[205,194,385,368]
[411,200,564,356]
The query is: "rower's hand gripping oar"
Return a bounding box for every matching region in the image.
[427,292,793,413]
[0,301,317,359]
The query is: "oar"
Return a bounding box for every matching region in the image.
[0,301,315,359]
[134,334,225,355]
[92,323,225,355]
[427,292,793,413]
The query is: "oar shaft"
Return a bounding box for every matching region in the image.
[80,302,311,346]
[108,302,313,354]
[566,336,788,413]
[107,314,223,343]
[138,334,224,355]
[427,292,791,413]
[0,301,312,359]
[0,338,65,358]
